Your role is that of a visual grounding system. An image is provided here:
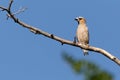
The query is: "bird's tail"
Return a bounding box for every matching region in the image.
[82,49,89,56]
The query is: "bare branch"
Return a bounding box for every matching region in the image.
[0,1,120,66]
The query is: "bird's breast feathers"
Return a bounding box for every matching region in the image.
[76,25,89,44]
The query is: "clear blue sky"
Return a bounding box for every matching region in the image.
[0,0,120,80]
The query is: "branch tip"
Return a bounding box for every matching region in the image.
[8,0,14,11]
[13,7,27,15]
[0,7,8,11]
[1,9,5,11]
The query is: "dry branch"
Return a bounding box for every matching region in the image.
[0,0,120,66]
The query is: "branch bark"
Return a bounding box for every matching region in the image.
[0,0,120,66]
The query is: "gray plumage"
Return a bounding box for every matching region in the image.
[75,17,89,56]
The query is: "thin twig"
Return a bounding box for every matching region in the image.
[0,6,7,11]
[13,7,27,15]
[8,0,13,11]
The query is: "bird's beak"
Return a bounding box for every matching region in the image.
[75,18,78,21]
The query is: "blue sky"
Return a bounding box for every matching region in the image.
[0,0,120,80]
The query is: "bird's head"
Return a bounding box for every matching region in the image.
[75,16,86,24]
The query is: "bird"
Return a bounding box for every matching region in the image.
[75,16,89,56]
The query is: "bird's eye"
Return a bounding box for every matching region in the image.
[79,18,82,20]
